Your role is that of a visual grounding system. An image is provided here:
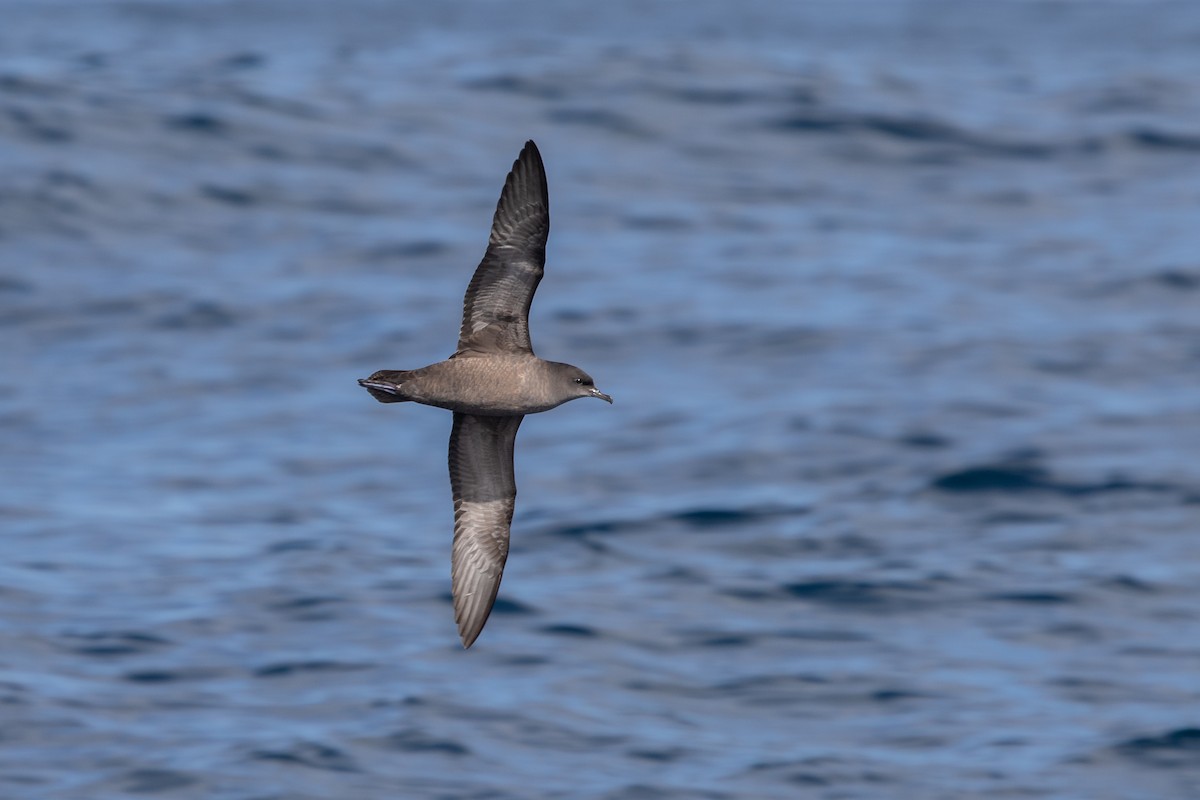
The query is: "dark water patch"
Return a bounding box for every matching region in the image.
[771,110,1063,159]
[712,673,828,706]
[0,276,35,293]
[668,508,749,529]
[251,741,359,773]
[164,112,228,135]
[122,769,196,793]
[267,595,345,621]
[778,110,1200,161]
[0,74,62,96]
[898,431,951,449]
[622,215,692,231]
[608,786,736,800]
[1050,676,1120,703]
[932,464,1048,493]
[265,538,321,553]
[780,579,933,609]
[123,668,218,684]
[547,107,650,138]
[981,511,1062,525]
[382,729,470,756]
[1033,354,1101,376]
[44,169,95,191]
[153,299,238,330]
[779,628,872,643]
[1091,267,1200,298]
[249,142,290,161]
[626,747,688,762]
[1053,477,1179,497]
[1115,727,1200,767]
[7,106,73,143]
[462,74,566,100]
[662,322,828,356]
[1042,622,1101,641]
[223,52,266,69]
[360,240,451,261]
[64,630,169,657]
[314,141,410,171]
[667,86,760,106]
[231,89,323,121]
[1128,128,1200,152]
[932,464,1181,497]
[498,654,551,667]
[871,688,926,703]
[985,591,1076,605]
[77,50,106,68]
[693,633,753,648]
[729,578,927,608]
[0,680,28,706]
[547,505,805,540]
[1153,268,1200,290]
[199,184,257,206]
[253,660,370,678]
[547,518,645,538]
[1100,575,1156,593]
[539,623,597,638]
[1080,83,1172,114]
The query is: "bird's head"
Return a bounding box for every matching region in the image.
[557,364,612,404]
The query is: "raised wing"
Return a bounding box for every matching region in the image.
[448,412,523,647]
[456,140,548,356]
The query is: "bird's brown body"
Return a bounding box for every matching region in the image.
[364,354,596,417]
[358,141,611,648]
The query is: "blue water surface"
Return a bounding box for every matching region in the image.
[2,1,1199,798]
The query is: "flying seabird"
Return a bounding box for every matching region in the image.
[359,140,612,648]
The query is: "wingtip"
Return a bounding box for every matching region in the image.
[515,139,544,174]
[457,618,485,649]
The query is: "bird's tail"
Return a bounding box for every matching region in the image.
[358,370,414,403]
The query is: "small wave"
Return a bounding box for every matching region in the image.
[771,110,1064,159]
[199,184,257,206]
[462,74,566,100]
[64,630,170,657]
[253,660,370,678]
[122,668,219,684]
[1128,128,1200,152]
[163,111,228,135]
[251,741,360,773]
[547,107,652,138]
[153,299,238,330]
[538,623,597,638]
[985,591,1076,605]
[773,109,1200,161]
[725,579,934,611]
[931,464,1181,497]
[1115,727,1200,767]
[121,769,196,793]
[382,729,470,756]
[546,505,806,539]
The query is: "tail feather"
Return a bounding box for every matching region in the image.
[358,370,413,403]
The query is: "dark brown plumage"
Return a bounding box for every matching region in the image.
[359,141,612,648]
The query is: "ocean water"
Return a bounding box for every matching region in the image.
[2,1,1199,798]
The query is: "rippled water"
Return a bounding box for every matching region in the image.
[2,1,1200,798]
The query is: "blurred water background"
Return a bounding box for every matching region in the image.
[2,1,1199,798]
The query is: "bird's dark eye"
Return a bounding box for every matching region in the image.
[574,377,584,384]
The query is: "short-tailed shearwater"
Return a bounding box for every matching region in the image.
[359,141,612,648]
